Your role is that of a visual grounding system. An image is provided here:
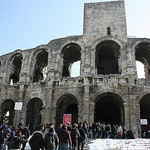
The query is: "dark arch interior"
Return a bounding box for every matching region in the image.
[140,94,150,119]
[65,104,78,124]
[56,95,78,126]
[140,94,150,131]
[1,99,15,126]
[95,40,120,75]
[26,98,43,133]
[62,43,81,77]
[95,94,124,125]
[33,50,48,83]
[135,42,150,80]
[9,54,23,84]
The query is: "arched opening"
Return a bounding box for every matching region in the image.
[94,93,124,125]
[33,50,48,83]
[136,61,145,78]
[56,94,78,126]
[95,40,120,75]
[107,27,111,36]
[71,61,81,77]
[140,94,150,134]
[26,98,43,133]
[1,99,15,126]
[135,42,150,80]
[62,43,81,77]
[8,53,23,84]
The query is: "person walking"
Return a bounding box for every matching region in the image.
[78,122,86,150]
[11,126,24,150]
[71,124,80,150]
[44,127,59,150]
[29,126,44,150]
[57,124,72,150]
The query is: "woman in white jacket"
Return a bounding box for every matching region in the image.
[117,125,123,139]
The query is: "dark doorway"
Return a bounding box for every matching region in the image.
[65,104,78,124]
[56,94,78,126]
[94,94,124,125]
[1,99,15,126]
[26,98,43,133]
[140,94,150,132]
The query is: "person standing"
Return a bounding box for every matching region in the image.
[71,124,80,150]
[117,125,123,139]
[44,127,59,150]
[78,123,86,150]
[57,124,72,150]
[29,126,44,150]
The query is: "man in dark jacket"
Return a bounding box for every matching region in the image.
[71,124,80,150]
[57,124,72,150]
[78,122,85,150]
[29,126,44,150]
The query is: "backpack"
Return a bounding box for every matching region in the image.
[11,136,21,149]
[46,135,55,149]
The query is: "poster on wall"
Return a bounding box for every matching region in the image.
[140,119,147,125]
[14,102,23,110]
[63,114,72,125]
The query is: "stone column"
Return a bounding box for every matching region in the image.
[20,105,27,127]
[82,77,90,121]
[89,101,95,123]
[83,46,91,75]
[41,85,53,124]
[78,103,83,123]
[129,93,138,138]
[19,55,32,83]
[136,102,142,137]
[47,52,56,80]
[123,102,130,130]
[90,48,96,75]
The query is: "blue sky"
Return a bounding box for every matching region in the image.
[0,0,150,56]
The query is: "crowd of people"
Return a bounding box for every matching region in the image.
[0,121,135,150]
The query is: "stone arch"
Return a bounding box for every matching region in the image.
[6,53,23,84]
[91,88,126,103]
[91,37,123,75]
[92,89,125,125]
[131,39,150,79]
[91,37,124,50]
[1,99,15,126]
[26,97,43,133]
[61,43,81,77]
[56,94,79,125]
[32,48,48,82]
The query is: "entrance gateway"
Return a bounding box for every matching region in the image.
[95,93,124,125]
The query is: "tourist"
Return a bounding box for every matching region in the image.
[71,124,80,150]
[117,125,123,139]
[57,124,72,150]
[29,126,44,150]
[44,127,59,150]
[78,122,86,150]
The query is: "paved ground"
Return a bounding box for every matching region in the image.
[88,138,150,150]
[24,138,150,150]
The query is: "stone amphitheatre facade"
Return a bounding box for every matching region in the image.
[0,0,150,137]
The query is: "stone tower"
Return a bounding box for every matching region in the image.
[0,0,150,137]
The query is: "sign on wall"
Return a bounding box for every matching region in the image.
[140,119,148,125]
[63,114,72,125]
[14,102,23,110]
